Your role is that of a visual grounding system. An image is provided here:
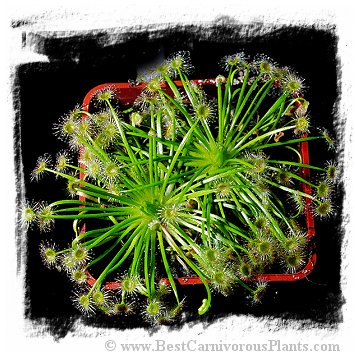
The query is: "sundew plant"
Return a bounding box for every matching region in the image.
[22,51,337,324]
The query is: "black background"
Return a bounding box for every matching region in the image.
[14,20,343,339]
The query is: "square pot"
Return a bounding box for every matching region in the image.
[80,81,317,288]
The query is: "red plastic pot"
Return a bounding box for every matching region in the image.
[80,81,316,289]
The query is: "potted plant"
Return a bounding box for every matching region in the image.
[21,51,337,324]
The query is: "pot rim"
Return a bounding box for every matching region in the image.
[81,81,316,287]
